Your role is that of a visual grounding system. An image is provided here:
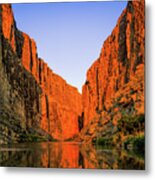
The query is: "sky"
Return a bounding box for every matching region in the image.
[12,1,127,93]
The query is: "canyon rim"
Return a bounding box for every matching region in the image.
[0,0,145,169]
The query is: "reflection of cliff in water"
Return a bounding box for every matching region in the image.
[0,142,144,169]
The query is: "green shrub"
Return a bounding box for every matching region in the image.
[118,114,145,135]
[124,135,145,152]
[19,133,48,142]
[95,137,113,146]
[133,135,145,151]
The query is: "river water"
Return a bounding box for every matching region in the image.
[0,142,144,169]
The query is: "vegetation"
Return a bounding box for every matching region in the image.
[92,114,145,155]
[124,135,144,150]
[117,114,145,135]
[19,130,56,143]
[19,134,46,142]
[94,137,113,147]
[123,135,145,159]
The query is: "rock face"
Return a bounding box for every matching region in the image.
[0,4,82,143]
[20,31,82,140]
[81,0,145,144]
[0,5,49,144]
[0,0,145,146]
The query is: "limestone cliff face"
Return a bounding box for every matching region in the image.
[37,62,82,140]
[0,1,145,145]
[20,30,82,141]
[20,32,82,140]
[79,0,145,145]
[0,5,48,144]
[0,4,82,142]
[82,0,144,127]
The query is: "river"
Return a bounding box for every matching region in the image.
[0,142,144,169]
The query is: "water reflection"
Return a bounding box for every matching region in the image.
[0,142,144,169]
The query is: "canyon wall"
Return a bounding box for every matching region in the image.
[0,5,48,144]
[0,4,82,143]
[80,0,145,144]
[21,34,82,140]
[0,0,145,145]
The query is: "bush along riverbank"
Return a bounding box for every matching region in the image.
[92,114,145,157]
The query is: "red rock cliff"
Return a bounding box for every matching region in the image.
[82,0,145,127]
[1,1,145,143]
[1,4,82,140]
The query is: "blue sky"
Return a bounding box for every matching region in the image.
[12,1,127,92]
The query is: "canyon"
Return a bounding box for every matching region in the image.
[0,0,145,147]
